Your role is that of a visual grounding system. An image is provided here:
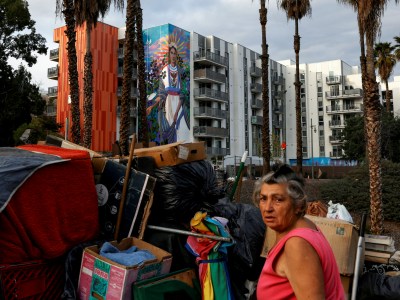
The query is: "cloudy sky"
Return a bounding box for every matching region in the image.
[23,0,400,91]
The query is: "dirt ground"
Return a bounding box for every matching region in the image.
[232,178,400,250]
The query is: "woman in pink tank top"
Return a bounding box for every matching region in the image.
[253,164,345,300]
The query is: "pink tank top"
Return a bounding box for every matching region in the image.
[257,227,345,300]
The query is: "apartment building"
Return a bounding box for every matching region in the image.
[47,22,399,168]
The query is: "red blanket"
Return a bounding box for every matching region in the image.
[0,145,99,264]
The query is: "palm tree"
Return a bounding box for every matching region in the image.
[277,0,312,176]
[338,0,399,234]
[259,0,271,174]
[135,1,149,147]
[74,0,119,149]
[374,42,397,113]
[56,0,81,144]
[394,35,400,61]
[118,0,137,155]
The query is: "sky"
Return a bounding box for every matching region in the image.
[21,0,400,92]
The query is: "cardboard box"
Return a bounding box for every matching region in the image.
[340,275,353,300]
[134,141,206,168]
[261,215,359,275]
[77,238,172,300]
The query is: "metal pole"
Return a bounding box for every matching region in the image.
[147,225,232,242]
[311,119,314,179]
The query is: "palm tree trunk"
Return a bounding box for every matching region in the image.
[385,80,390,113]
[119,0,136,155]
[365,34,383,235]
[83,24,93,149]
[63,0,81,144]
[135,0,148,147]
[260,0,271,174]
[294,16,302,175]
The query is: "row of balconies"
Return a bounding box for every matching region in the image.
[326,104,364,113]
[325,88,363,99]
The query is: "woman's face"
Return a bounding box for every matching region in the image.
[258,183,298,233]
[169,47,177,66]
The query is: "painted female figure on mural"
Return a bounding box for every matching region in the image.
[146,44,190,144]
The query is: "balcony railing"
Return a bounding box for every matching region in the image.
[273,120,283,128]
[118,66,137,78]
[48,86,58,98]
[326,104,363,113]
[194,68,226,83]
[193,51,228,68]
[193,107,227,119]
[251,115,263,126]
[206,147,227,156]
[326,75,342,85]
[49,48,59,61]
[193,126,228,137]
[47,66,58,79]
[117,105,138,117]
[251,98,263,109]
[329,120,342,127]
[46,105,56,117]
[329,136,343,143]
[118,48,137,60]
[117,86,139,98]
[325,88,363,99]
[250,83,262,93]
[193,87,228,103]
[250,65,262,77]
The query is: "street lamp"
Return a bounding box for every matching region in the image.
[310,119,316,179]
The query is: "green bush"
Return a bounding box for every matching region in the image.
[319,161,400,222]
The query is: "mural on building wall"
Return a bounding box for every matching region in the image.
[143,24,190,145]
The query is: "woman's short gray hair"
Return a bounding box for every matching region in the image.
[252,164,307,216]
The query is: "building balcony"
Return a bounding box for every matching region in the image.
[329,136,343,143]
[325,88,363,99]
[193,51,228,68]
[273,120,283,128]
[193,107,227,119]
[117,86,139,98]
[193,126,228,138]
[250,65,262,77]
[273,75,284,85]
[250,83,262,93]
[206,147,227,156]
[45,105,56,117]
[117,66,137,79]
[193,87,228,103]
[194,68,226,84]
[273,105,283,114]
[251,115,263,126]
[47,66,58,80]
[251,98,263,109]
[326,104,363,114]
[49,48,59,61]
[329,151,343,158]
[48,86,58,99]
[117,105,138,117]
[326,75,342,85]
[328,120,344,128]
[118,48,137,61]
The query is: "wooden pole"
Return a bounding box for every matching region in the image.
[114,134,136,240]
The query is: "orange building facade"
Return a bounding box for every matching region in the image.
[53,22,119,152]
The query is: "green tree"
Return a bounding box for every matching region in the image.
[394,35,400,59]
[0,0,47,146]
[56,0,81,145]
[277,0,312,176]
[337,0,399,235]
[374,42,397,113]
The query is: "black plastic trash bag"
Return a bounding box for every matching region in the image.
[357,272,400,300]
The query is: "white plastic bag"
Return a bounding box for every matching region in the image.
[326,200,354,223]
